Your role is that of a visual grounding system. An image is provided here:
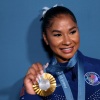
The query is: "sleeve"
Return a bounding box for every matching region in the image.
[20,86,42,100]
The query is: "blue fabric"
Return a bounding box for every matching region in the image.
[20,51,100,100]
[56,51,85,100]
[57,71,74,100]
[46,51,78,75]
[24,92,41,100]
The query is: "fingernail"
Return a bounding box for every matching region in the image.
[36,77,39,83]
[40,70,43,74]
[37,74,41,79]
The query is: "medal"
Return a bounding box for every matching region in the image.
[33,73,56,96]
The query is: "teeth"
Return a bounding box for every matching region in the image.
[62,48,72,50]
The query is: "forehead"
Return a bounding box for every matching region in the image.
[49,14,77,29]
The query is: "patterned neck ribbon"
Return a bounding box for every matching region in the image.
[46,51,85,100]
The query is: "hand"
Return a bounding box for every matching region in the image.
[24,63,43,95]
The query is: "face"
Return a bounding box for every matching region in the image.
[43,14,80,63]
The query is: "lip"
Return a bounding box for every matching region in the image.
[60,47,74,54]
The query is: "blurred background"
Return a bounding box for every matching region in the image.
[0,0,100,100]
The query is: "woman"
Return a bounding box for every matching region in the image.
[20,6,100,100]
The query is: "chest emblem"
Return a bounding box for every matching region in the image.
[84,72,100,86]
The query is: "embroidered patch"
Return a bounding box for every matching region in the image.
[84,72,100,86]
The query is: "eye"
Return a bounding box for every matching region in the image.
[53,33,62,37]
[70,30,76,34]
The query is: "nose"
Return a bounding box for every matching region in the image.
[62,35,72,46]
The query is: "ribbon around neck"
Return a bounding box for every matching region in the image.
[46,51,78,75]
[46,51,85,100]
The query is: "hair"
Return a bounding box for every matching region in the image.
[41,6,77,34]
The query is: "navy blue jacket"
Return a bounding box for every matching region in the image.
[20,51,100,100]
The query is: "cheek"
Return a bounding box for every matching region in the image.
[77,35,80,44]
[48,39,62,49]
[49,41,59,48]
[76,37,80,44]
[74,34,80,44]
[75,35,80,49]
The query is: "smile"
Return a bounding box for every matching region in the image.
[60,47,73,53]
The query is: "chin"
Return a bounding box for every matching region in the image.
[61,51,76,61]
[55,49,78,62]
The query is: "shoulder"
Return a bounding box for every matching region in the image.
[78,50,100,65]
[78,51,100,74]
[84,55,100,65]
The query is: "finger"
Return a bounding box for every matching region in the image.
[24,73,37,85]
[37,63,44,74]
[32,63,40,73]
[27,66,37,76]
[32,63,43,75]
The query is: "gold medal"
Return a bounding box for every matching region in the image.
[33,73,56,96]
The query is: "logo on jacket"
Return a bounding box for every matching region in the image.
[84,72,100,86]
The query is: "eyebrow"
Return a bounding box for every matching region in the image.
[69,26,77,31]
[52,30,61,33]
[52,26,77,33]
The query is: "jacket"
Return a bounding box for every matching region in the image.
[20,51,100,100]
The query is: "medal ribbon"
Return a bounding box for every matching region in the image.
[56,71,74,100]
[46,51,85,100]
[46,51,78,75]
[57,53,85,100]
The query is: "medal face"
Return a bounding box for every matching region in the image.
[33,73,56,96]
[84,72,100,86]
[39,79,50,90]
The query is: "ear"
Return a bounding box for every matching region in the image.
[43,33,49,45]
